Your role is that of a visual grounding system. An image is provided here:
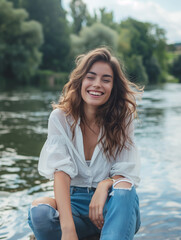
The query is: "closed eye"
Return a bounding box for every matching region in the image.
[87,76,94,80]
[103,79,111,83]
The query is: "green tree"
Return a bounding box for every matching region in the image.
[118,28,132,56]
[171,55,181,82]
[125,55,148,84]
[86,10,97,27]
[7,0,21,8]
[144,56,161,83]
[151,25,167,69]
[70,0,87,34]
[120,19,154,59]
[0,0,43,84]
[24,0,71,71]
[71,23,118,57]
[119,18,167,84]
[84,7,119,31]
[99,8,119,31]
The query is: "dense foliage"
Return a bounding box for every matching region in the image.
[170,55,181,82]
[71,23,118,57]
[23,0,71,72]
[1,0,180,86]
[0,0,43,84]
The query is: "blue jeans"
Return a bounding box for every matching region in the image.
[28,186,140,240]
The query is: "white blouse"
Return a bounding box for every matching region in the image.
[38,109,140,188]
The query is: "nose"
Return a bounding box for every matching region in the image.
[93,77,101,88]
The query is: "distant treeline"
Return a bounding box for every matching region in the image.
[0,0,181,87]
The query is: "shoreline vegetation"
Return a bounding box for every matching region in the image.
[0,0,181,89]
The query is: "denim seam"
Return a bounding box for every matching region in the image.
[28,207,35,232]
[134,195,141,233]
[124,194,138,240]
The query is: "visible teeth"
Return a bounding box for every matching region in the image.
[89,91,102,96]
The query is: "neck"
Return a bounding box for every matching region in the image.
[82,104,97,127]
[80,104,100,136]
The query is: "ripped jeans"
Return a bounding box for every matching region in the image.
[28,184,140,240]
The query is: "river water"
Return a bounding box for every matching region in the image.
[0,83,181,239]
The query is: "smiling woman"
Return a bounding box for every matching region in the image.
[28,47,143,240]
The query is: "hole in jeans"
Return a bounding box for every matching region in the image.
[109,179,134,196]
[113,178,134,190]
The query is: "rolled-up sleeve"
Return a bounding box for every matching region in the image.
[110,117,140,187]
[38,110,78,179]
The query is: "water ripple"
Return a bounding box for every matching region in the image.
[0,84,181,239]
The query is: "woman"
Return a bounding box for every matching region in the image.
[28,47,142,240]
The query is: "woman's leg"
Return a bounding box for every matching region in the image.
[69,187,101,239]
[100,182,141,240]
[28,197,61,240]
[28,191,100,240]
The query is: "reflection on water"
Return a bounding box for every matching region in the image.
[0,83,181,239]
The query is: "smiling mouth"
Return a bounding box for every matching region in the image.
[87,90,104,96]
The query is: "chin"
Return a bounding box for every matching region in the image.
[86,100,106,108]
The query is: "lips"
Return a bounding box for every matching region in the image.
[87,90,104,96]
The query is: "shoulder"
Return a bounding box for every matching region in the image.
[49,108,66,120]
[48,108,67,126]
[49,108,74,129]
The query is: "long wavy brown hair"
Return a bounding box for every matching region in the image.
[53,47,143,160]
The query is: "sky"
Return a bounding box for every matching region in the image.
[62,0,181,44]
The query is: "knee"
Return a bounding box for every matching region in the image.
[30,204,48,228]
[29,202,59,229]
[32,197,57,209]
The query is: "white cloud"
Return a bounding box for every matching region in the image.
[62,0,181,43]
[116,0,181,43]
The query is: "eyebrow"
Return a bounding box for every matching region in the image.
[88,71,113,78]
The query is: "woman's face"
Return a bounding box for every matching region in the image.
[81,61,113,109]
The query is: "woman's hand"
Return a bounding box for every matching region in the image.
[89,179,112,229]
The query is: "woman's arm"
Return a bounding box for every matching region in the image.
[89,179,111,229]
[89,176,132,229]
[54,171,78,240]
